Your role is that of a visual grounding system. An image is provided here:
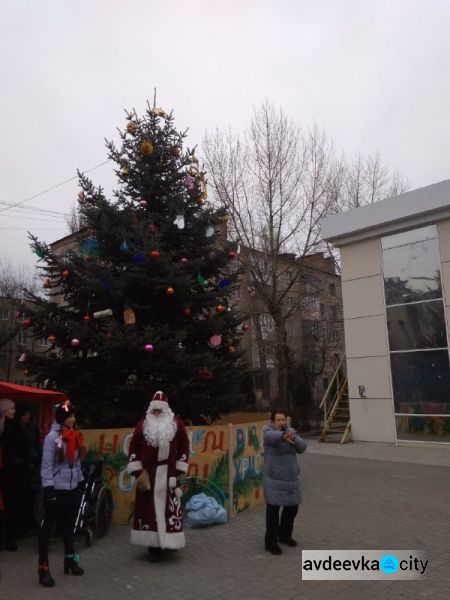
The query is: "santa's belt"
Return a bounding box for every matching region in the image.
[156,459,169,466]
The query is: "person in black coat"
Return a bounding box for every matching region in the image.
[0,398,31,551]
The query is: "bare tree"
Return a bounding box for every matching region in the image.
[203,102,408,409]
[0,257,38,350]
[204,103,342,409]
[65,204,88,234]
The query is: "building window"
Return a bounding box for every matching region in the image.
[382,224,450,442]
[301,295,320,311]
[38,337,49,347]
[0,309,9,321]
[329,283,336,296]
[17,332,28,346]
[260,313,275,331]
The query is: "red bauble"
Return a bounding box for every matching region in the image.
[47,335,57,344]
[166,287,175,295]
[148,224,158,233]
[62,270,70,279]
[171,146,181,157]
[198,367,213,380]
[215,304,225,313]
[150,250,160,259]
[183,307,191,316]
[242,323,250,332]
[227,345,236,353]
[22,319,31,329]
[180,257,188,264]
[228,251,237,259]
[83,315,91,322]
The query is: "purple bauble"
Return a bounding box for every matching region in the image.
[71,338,80,347]
[144,343,154,352]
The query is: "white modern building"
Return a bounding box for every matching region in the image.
[321,180,450,445]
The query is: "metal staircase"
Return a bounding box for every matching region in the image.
[319,355,351,443]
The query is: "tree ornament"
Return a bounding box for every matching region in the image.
[144,343,154,352]
[183,307,191,316]
[200,174,208,200]
[133,253,145,265]
[123,307,136,326]
[188,155,199,176]
[18,352,27,363]
[140,141,154,156]
[227,345,236,353]
[78,191,85,203]
[228,251,237,259]
[184,174,195,190]
[215,304,225,313]
[205,224,215,238]
[197,273,206,286]
[139,200,148,208]
[71,338,80,347]
[180,257,188,264]
[62,269,70,279]
[47,335,57,344]
[121,167,129,177]
[242,323,250,332]
[43,278,51,289]
[171,146,181,157]
[148,224,158,233]
[209,334,222,347]
[173,214,185,229]
[83,315,91,322]
[218,278,230,289]
[22,318,31,328]
[93,308,113,319]
[120,240,129,252]
[151,107,169,119]
[166,287,175,295]
[150,249,160,259]
[127,121,138,134]
[81,237,99,257]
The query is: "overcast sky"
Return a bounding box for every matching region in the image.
[1,0,450,269]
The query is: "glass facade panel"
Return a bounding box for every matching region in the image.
[381,225,437,250]
[390,350,450,414]
[383,238,442,305]
[386,300,447,351]
[381,224,450,443]
[395,415,450,442]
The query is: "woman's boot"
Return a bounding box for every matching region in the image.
[38,563,55,587]
[64,553,84,575]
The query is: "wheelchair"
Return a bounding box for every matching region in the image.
[74,460,113,547]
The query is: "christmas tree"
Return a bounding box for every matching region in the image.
[25,102,249,427]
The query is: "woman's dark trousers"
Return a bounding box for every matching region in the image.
[265,503,298,547]
[38,490,79,563]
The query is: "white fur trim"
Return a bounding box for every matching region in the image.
[131,529,185,549]
[127,460,143,475]
[168,476,177,489]
[176,460,188,473]
[149,400,168,411]
[175,487,183,498]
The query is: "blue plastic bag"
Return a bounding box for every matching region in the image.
[184,493,228,528]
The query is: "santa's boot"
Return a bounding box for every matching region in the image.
[38,562,55,587]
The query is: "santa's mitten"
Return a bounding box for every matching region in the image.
[174,487,183,498]
[168,476,177,489]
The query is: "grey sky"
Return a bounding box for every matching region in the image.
[1,0,449,268]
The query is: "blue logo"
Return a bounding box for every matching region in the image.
[380,554,399,574]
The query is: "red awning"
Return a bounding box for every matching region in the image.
[0,381,68,405]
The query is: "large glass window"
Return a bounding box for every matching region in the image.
[381,224,450,442]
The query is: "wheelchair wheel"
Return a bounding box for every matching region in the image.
[84,527,94,548]
[95,486,113,537]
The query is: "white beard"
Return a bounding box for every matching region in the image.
[143,408,177,448]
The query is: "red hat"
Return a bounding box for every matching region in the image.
[149,390,169,412]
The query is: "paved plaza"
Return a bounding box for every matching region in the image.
[1,440,449,600]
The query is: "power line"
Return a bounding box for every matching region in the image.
[0,159,111,214]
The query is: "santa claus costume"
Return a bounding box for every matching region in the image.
[127,391,190,551]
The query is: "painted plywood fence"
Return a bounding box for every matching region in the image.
[81,420,265,525]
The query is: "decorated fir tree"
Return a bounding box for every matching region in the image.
[25,103,249,426]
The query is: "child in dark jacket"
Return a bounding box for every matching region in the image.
[38,400,84,587]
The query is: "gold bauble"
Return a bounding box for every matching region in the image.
[140,141,154,156]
